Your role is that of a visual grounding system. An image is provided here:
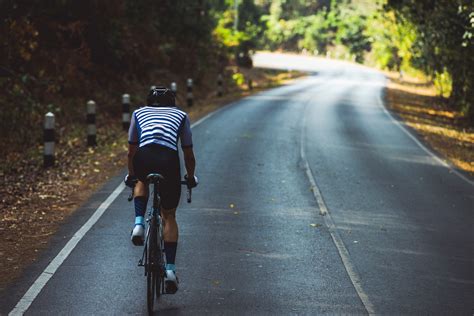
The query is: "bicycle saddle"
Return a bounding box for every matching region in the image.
[146,173,165,183]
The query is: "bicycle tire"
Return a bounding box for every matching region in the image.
[147,267,155,314]
[155,272,161,299]
[155,220,165,299]
[155,254,162,299]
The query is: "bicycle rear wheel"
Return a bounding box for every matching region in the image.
[147,268,156,314]
[155,265,162,299]
[155,237,164,299]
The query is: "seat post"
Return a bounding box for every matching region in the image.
[146,173,164,214]
[153,181,159,214]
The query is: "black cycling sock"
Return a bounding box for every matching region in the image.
[164,242,178,265]
[134,196,148,217]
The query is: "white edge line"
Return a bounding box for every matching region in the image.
[9,183,125,316]
[191,105,228,128]
[378,80,473,186]
[9,102,224,315]
[300,105,376,315]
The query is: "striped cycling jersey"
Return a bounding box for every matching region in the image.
[128,106,193,151]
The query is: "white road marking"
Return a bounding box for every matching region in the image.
[9,110,215,315]
[300,103,376,315]
[9,183,125,316]
[377,88,473,186]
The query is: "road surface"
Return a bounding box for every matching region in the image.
[3,53,473,315]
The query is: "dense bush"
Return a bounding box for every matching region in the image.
[0,0,229,152]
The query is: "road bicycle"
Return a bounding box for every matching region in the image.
[128,173,191,315]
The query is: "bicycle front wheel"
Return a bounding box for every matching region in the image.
[147,269,156,314]
[147,219,158,314]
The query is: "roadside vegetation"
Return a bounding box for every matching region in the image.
[385,73,473,175]
[1,0,472,161]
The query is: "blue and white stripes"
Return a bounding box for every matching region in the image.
[133,106,187,151]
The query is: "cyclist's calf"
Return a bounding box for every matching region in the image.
[161,207,176,219]
[134,181,148,197]
[161,207,178,242]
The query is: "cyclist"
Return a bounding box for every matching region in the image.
[124,86,198,294]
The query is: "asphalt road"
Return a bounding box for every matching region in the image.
[3,54,473,315]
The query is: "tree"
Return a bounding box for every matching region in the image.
[387,0,474,121]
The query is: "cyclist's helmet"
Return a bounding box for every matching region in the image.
[147,86,175,106]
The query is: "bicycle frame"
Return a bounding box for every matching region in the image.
[139,178,165,277]
[129,174,192,314]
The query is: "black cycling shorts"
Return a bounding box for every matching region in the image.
[133,144,181,209]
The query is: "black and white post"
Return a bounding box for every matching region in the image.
[187,78,193,107]
[217,74,223,97]
[87,100,97,147]
[122,94,130,131]
[43,112,55,168]
[171,82,177,96]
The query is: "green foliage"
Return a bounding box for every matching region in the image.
[365,10,418,70]
[261,0,373,61]
[232,72,245,85]
[333,4,371,62]
[433,69,453,98]
[0,0,230,152]
[298,13,333,54]
[387,0,474,122]
[214,10,248,49]
[213,0,266,56]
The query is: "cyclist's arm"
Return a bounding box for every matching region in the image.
[127,144,138,176]
[182,147,195,178]
[180,114,195,177]
[128,112,139,176]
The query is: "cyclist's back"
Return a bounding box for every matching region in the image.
[132,105,189,151]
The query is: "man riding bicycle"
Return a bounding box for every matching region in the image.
[125,86,198,294]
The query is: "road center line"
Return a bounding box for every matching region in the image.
[299,99,376,315]
[9,110,215,315]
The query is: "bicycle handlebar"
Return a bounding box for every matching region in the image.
[181,181,192,203]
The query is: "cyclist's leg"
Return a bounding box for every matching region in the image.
[160,169,181,293]
[134,180,149,220]
[161,207,178,242]
[161,206,179,293]
[156,147,181,270]
[161,185,180,269]
[132,146,155,220]
[131,147,153,245]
